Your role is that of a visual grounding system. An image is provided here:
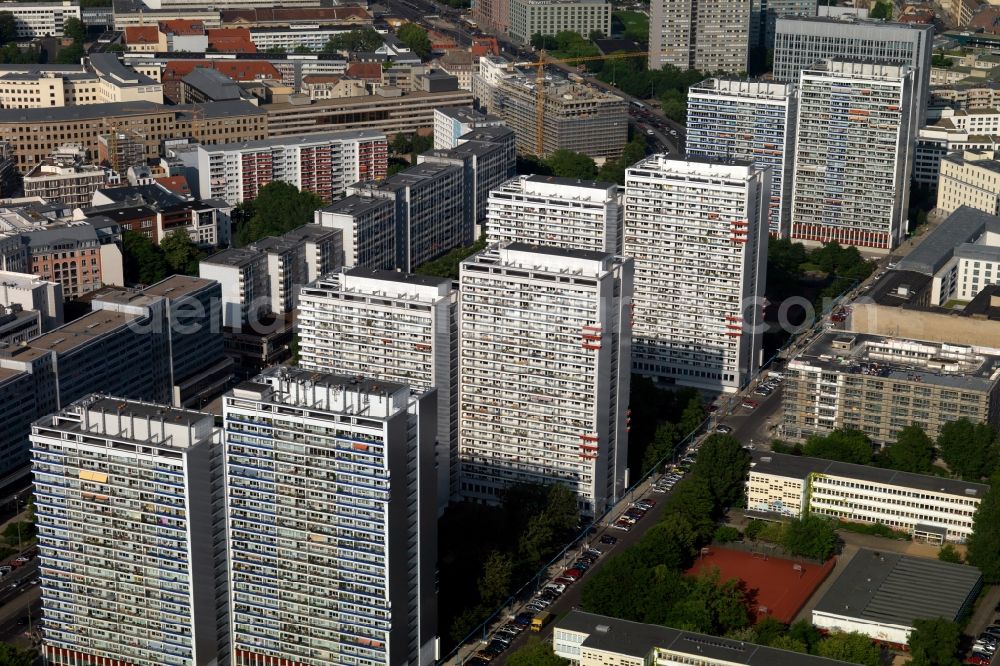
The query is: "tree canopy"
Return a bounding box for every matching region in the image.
[55,41,84,65]
[907,617,962,666]
[397,23,431,59]
[0,12,17,45]
[324,27,383,53]
[160,229,204,276]
[692,434,749,508]
[814,632,881,666]
[506,638,570,666]
[413,234,486,280]
[967,473,1000,583]
[881,424,934,473]
[122,231,168,286]
[0,644,35,666]
[234,181,324,246]
[545,149,598,180]
[937,418,999,481]
[63,16,86,43]
[802,429,873,465]
[783,515,838,561]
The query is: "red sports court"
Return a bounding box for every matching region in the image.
[686,546,836,624]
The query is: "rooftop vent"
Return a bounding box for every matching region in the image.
[595,624,610,633]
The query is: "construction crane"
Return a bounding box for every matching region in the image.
[515,49,654,155]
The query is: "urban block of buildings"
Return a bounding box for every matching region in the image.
[507,0,611,45]
[812,549,982,645]
[791,60,914,253]
[458,242,632,515]
[0,0,80,38]
[780,330,1000,444]
[486,174,623,254]
[686,78,797,238]
[23,145,110,209]
[223,367,438,666]
[624,155,768,393]
[298,267,458,510]
[936,149,1000,216]
[648,0,750,73]
[553,610,857,665]
[915,107,1000,186]
[314,195,396,270]
[747,451,988,543]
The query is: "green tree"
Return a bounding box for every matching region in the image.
[477,550,513,607]
[235,181,324,246]
[782,515,837,560]
[506,639,570,666]
[0,12,17,46]
[323,27,383,53]
[967,476,1000,582]
[530,33,558,50]
[907,617,961,666]
[814,632,881,666]
[641,422,679,472]
[544,483,579,533]
[882,424,934,473]
[122,231,167,285]
[660,88,686,123]
[803,429,873,465]
[545,149,598,179]
[769,635,808,653]
[788,620,823,653]
[692,434,750,508]
[105,42,125,52]
[744,519,767,541]
[292,44,313,54]
[63,16,86,43]
[397,23,431,59]
[266,45,287,54]
[0,644,35,666]
[55,41,84,64]
[413,234,486,279]
[937,418,999,481]
[714,525,740,543]
[518,513,555,569]
[159,229,203,276]
[938,543,962,564]
[678,394,705,437]
[870,0,892,19]
[664,477,717,542]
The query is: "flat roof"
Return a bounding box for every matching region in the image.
[557,611,857,665]
[28,310,142,355]
[868,270,933,307]
[201,247,263,267]
[751,451,990,497]
[281,224,341,244]
[0,101,166,124]
[813,549,982,627]
[344,266,450,288]
[0,366,27,385]
[320,194,392,216]
[202,129,384,153]
[141,274,216,299]
[793,330,1000,390]
[244,365,408,397]
[505,241,612,262]
[896,205,998,275]
[525,174,615,190]
[87,395,210,426]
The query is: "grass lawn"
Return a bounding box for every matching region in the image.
[613,10,648,44]
[942,298,970,310]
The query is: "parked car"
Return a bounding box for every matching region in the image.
[741,399,758,410]
[514,612,534,627]
[714,424,732,434]
[612,520,632,531]
[600,535,618,545]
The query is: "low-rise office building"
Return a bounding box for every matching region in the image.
[747,451,988,543]
[554,610,857,665]
[937,149,1000,215]
[781,331,1000,445]
[0,0,80,38]
[433,106,504,150]
[915,107,1000,186]
[812,549,982,645]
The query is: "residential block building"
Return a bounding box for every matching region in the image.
[486,174,623,254]
[314,195,396,270]
[781,331,1000,444]
[22,221,123,299]
[624,155,768,393]
[23,145,109,208]
[914,107,1000,186]
[188,130,388,205]
[433,107,504,150]
[348,162,467,272]
[686,79,797,238]
[31,396,223,666]
[648,0,750,73]
[223,367,438,666]
[749,0,816,51]
[747,451,989,543]
[298,267,459,509]
[791,60,914,252]
[507,0,611,45]
[199,248,269,329]
[0,270,63,330]
[458,243,633,515]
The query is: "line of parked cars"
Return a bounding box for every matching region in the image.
[753,374,782,398]
[652,468,686,496]
[467,547,606,664]
[612,499,656,532]
[967,622,1000,664]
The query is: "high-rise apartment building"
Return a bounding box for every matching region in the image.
[432,107,504,150]
[772,16,932,129]
[749,0,815,51]
[298,267,458,509]
[32,396,223,666]
[648,0,750,73]
[791,60,914,252]
[686,79,796,238]
[189,130,388,205]
[486,174,623,253]
[458,243,633,515]
[223,367,438,666]
[315,195,396,270]
[624,155,768,393]
[349,162,467,272]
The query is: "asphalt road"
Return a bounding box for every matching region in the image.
[454,474,680,665]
